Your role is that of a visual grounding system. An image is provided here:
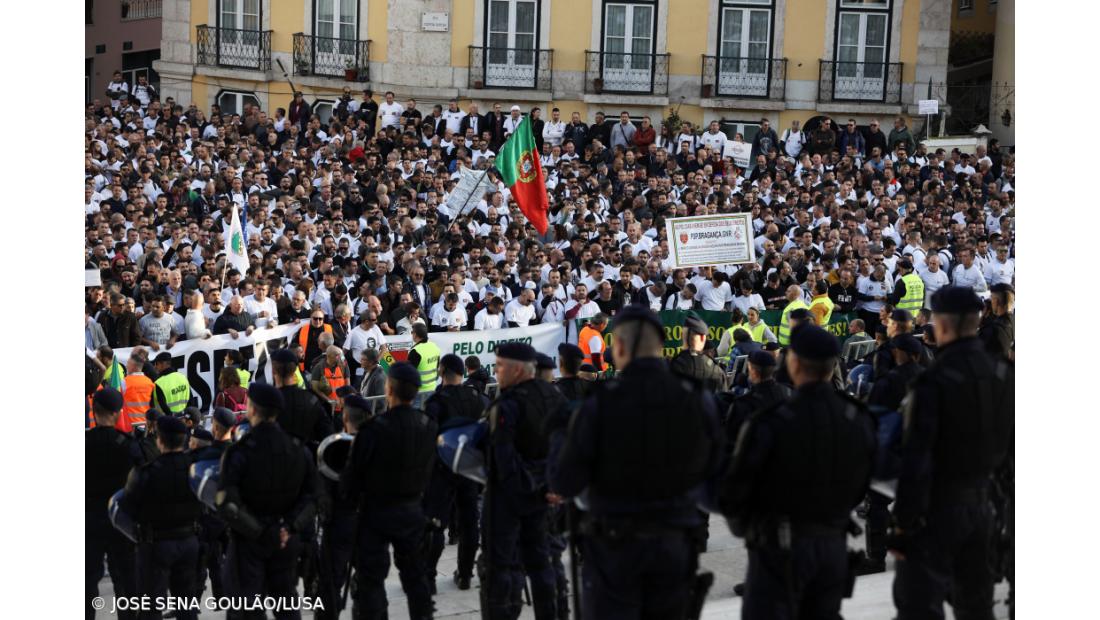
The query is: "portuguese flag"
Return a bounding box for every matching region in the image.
[497,116,550,235]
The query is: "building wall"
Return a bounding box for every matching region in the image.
[86,0,163,101]
[988,0,1013,144]
[155,0,949,129]
[950,0,997,35]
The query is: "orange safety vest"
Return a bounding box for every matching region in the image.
[578,325,607,371]
[298,323,333,370]
[87,385,134,434]
[324,364,347,410]
[122,374,155,429]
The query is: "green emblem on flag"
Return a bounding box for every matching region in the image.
[232,231,244,255]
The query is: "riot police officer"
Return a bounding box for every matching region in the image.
[421,354,487,591]
[979,282,1014,362]
[314,395,370,620]
[191,407,237,600]
[216,383,317,619]
[482,342,564,620]
[552,306,726,619]
[720,324,875,618]
[889,286,1014,619]
[86,387,142,620]
[859,334,926,576]
[725,350,792,447]
[670,314,726,392]
[271,348,333,447]
[339,362,437,620]
[553,343,589,405]
[120,415,203,620]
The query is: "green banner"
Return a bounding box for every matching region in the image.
[577,308,857,359]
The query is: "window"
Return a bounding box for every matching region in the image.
[86,0,93,23]
[840,0,889,6]
[313,100,335,125]
[958,0,973,9]
[601,1,656,92]
[834,0,890,101]
[218,0,262,61]
[217,90,260,116]
[315,0,358,56]
[122,49,161,92]
[717,1,773,96]
[719,120,761,143]
[485,0,538,87]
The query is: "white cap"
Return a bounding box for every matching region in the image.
[510,105,521,112]
[524,280,537,290]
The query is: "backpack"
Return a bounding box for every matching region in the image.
[219,388,248,413]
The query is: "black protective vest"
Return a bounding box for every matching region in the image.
[505,379,566,462]
[427,384,486,428]
[727,380,793,446]
[134,452,202,529]
[86,427,137,509]
[591,363,714,501]
[748,383,875,527]
[554,377,589,405]
[670,351,725,392]
[226,422,308,517]
[360,405,438,502]
[278,386,327,443]
[911,338,1013,487]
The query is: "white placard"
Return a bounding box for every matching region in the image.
[86,269,103,287]
[665,214,757,269]
[422,12,449,32]
[918,99,939,115]
[723,140,752,168]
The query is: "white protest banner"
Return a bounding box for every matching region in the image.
[724,140,752,168]
[445,167,497,217]
[111,322,302,412]
[384,322,567,375]
[665,213,757,269]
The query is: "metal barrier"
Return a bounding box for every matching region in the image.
[842,340,876,365]
[724,355,748,383]
[360,380,500,409]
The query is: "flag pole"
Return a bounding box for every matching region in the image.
[456,167,493,220]
[220,204,236,291]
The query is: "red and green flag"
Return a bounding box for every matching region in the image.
[497,116,550,235]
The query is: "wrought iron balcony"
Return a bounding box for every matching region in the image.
[196,25,272,71]
[818,60,903,104]
[293,33,371,80]
[584,50,670,96]
[121,0,161,21]
[700,56,786,100]
[467,46,553,91]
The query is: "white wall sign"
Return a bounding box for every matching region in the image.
[918,99,940,115]
[422,12,449,32]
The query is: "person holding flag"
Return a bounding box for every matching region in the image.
[497,112,550,236]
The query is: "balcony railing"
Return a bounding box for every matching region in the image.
[818,60,903,104]
[584,50,670,96]
[121,0,161,21]
[293,33,370,79]
[196,25,272,71]
[700,56,786,100]
[468,46,553,91]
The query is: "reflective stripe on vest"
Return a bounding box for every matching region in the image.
[412,341,441,392]
[122,375,154,427]
[298,323,333,369]
[777,299,810,346]
[897,273,925,318]
[578,325,607,370]
[324,365,347,407]
[154,372,191,414]
[809,296,835,326]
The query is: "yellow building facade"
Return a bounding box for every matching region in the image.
[155,0,951,140]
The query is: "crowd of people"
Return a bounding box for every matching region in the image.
[85,81,1015,620]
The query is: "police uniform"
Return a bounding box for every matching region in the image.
[669,314,727,392]
[86,388,142,620]
[978,283,1015,362]
[720,325,875,619]
[482,343,564,620]
[121,416,203,620]
[533,352,573,619]
[891,287,1014,619]
[272,349,334,447]
[553,344,590,406]
[339,363,438,620]
[217,384,317,620]
[725,350,792,447]
[190,408,236,601]
[552,307,726,619]
[421,355,488,591]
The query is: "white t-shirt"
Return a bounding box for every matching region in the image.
[952,264,989,293]
[505,300,536,327]
[732,293,765,315]
[243,295,278,325]
[564,299,600,320]
[432,306,468,330]
[379,102,404,129]
[697,281,734,311]
[473,308,504,331]
[918,268,950,307]
[345,324,386,365]
[442,109,465,134]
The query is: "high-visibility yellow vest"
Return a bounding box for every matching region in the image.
[897,272,925,318]
[747,321,769,343]
[809,295,835,326]
[294,368,306,390]
[718,322,750,365]
[154,371,191,415]
[777,299,810,346]
[412,341,441,393]
[235,367,251,388]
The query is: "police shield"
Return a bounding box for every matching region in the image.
[436,421,488,484]
[108,489,138,543]
[189,459,221,511]
[316,432,354,482]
